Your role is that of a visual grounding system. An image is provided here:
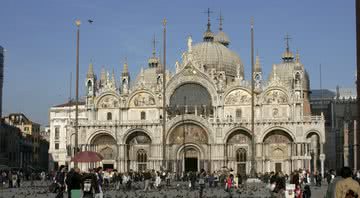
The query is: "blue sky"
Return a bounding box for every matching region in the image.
[0,0,356,125]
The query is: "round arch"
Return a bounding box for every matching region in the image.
[166,72,218,106]
[87,130,117,145]
[223,127,252,143]
[260,87,290,104]
[304,130,324,143]
[260,126,296,143]
[95,92,120,108]
[166,120,212,144]
[123,128,153,144]
[127,89,158,108]
[176,143,205,160]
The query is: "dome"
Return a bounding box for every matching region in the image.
[214,31,230,46]
[191,41,243,78]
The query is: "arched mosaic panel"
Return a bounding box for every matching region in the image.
[224,89,251,105]
[129,92,156,107]
[169,123,208,144]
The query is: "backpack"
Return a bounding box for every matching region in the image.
[83,179,92,192]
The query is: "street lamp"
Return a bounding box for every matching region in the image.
[74,19,80,168]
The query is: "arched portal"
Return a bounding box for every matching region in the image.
[125,131,151,171]
[91,133,117,170]
[263,130,293,174]
[226,129,252,175]
[168,83,213,118]
[169,123,209,173]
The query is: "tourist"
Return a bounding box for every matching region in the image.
[294,184,302,198]
[335,167,360,198]
[82,169,97,198]
[143,170,151,191]
[16,171,21,188]
[155,171,161,189]
[208,172,214,188]
[11,171,17,188]
[65,168,75,198]
[7,171,12,188]
[303,185,311,198]
[225,174,232,192]
[94,167,104,198]
[189,171,196,191]
[165,171,171,186]
[199,169,206,198]
[55,165,66,198]
[69,168,82,198]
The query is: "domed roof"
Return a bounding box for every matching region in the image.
[191,41,243,78]
[214,31,230,46]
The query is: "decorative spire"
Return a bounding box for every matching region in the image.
[255,55,262,72]
[122,57,129,75]
[111,68,116,82]
[296,49,300,63]
[100,66,106,83]
[87,62,94,78]
[219,11,223,31]
[203,8,214,42]
[282,33,294,62]
[152,34,156,58]
[148,35,160,68]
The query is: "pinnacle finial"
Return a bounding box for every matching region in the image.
[296,49,300,63]
[203,8,213,32]
[255,54,262,72]
[285,33,291,52]
[219,11,223,31]
[152,34,157,57]
[122,57,129,74]
[87,62,94,78]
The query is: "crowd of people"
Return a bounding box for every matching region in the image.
[49,165,323,198]
[5,165,360,197]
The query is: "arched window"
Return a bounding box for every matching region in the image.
[236,148,247,175]
[236,148,247,162]
[236,109,242,118]
[137,149,147,171]
[140,111,146,120]
[107,112,112,120]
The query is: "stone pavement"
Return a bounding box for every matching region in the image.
[0,180,328,198]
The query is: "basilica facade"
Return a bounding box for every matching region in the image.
[49,19,325,176]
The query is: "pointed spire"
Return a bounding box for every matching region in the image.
[295,49,300,63]
[152,34,156,58]
[219,11,223,31]
[122,57,129,75]
[282,33,294,62]
[203,8,214,42]
[255,55,262,73]
[87,62,94,78]
[100,66,106,83]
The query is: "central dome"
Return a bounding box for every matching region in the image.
[191,41,244,78]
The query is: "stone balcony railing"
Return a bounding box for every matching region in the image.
[78,119,161,127]
[208,115,324,124]
[75,115,323,127]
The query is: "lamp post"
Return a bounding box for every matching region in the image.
[74,19,81,168]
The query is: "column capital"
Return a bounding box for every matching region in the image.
[319,154,326,161]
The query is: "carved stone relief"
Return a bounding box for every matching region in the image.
[130,92,156,107]
[98,95,119,108]
[225,89,251,105]
[264,90,288,104]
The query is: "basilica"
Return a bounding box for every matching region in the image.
[49,16,325,176]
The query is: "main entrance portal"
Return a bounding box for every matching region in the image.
[182,147,199,172]
[185,157,198,172]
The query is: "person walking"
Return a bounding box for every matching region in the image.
[143,170,151,191]
[69,168,82,198]
[55,165,66,198]
[82,169,97,198]
[94,167,104,198]
[199,169,206,198]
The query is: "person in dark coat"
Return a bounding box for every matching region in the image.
[69,168,82,197]
[55,165,66,198]
[65,168,74,198]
